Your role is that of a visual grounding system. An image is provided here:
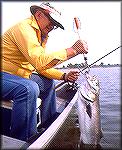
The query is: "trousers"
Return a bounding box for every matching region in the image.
[1,72,56,141]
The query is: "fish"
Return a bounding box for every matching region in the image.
[76,72,103,148]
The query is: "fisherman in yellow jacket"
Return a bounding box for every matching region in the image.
[1,2,88,141]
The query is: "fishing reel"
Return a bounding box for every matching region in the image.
[80,65,90,75]
[67,81,79,91]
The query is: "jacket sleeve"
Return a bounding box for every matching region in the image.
[39,68,64,80]
[9,22,67,75]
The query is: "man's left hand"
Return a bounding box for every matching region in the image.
[64,71,80,82]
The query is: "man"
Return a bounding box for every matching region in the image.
[1,2,88,141]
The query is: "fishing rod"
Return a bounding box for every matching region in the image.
[55,45,121,89]
[74,17,88,68]
[55,17,121,89]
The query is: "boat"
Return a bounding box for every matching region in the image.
[1,71,103,150]
[1,82,79,149]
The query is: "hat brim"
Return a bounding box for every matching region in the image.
[30,5,64,30]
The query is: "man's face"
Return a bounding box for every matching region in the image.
[34,10,55,35]
[43,21,55,34]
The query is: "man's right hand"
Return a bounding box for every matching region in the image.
[66,40,88,59]
[71,40,88,55]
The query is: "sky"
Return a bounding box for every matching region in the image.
[1,1,121,67]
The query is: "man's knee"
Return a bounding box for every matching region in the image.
[14,80,40,99]
[27,80,40,97]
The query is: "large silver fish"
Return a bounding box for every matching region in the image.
[76,73,103,148]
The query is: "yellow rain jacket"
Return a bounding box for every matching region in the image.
[2,15,67,79]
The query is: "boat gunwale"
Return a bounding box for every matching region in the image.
[27,91,79,149]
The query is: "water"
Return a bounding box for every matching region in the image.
[54,66,121,150]
[90,67,121,149]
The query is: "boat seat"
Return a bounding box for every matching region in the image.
[1,100,13,109]
[1,98,42,110]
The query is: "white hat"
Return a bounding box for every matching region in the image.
[30,2,64,30]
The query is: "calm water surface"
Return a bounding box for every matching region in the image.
[55,67,121,150]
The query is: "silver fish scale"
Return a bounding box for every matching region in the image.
[76,72,102,146]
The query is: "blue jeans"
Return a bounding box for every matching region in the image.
[1,72,56,141]
[30,73,57,125]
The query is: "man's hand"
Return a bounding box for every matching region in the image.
[63,71,80,82]
[66,40,88,59]
[72,40,88,54]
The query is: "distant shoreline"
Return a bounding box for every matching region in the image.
[55,64,121,69]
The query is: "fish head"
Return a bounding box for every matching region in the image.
[86,74,100,94]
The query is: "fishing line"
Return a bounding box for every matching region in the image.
[80,45,121,72]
